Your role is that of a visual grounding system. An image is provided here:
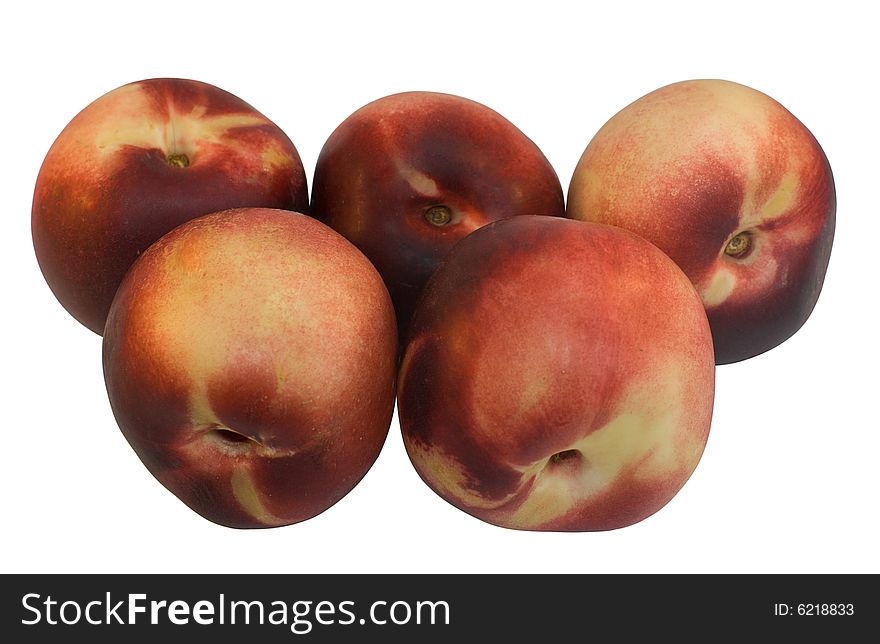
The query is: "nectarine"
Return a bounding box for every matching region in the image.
[311,91,565,337]
[568,79,835,364]
[399,216,715,531]
[103,208,397,528]
[33,78,308,334]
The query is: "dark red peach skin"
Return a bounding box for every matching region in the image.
[310,91,565,338]
[33,78,308,334]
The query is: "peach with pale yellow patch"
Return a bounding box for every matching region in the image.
[311,91,565,338]
[567,79,835,364]
[33,78,308,334]
[398,216,714,531]
[103,208,397,529]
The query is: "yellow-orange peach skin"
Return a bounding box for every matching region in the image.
[398,216,715,531]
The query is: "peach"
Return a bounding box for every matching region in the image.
[33,78,308,334]
[311,91,565,337]
[398,216,714,531]
[568,79,835,364]
[103,208,397,528]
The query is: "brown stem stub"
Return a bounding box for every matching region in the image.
[724,231,752,259]
[167,153,190,168]
[425,205,452,227]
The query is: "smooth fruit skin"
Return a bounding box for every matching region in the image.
[103,208,397,529]
[399,216,715,531]
[311,91,565,337]
[33,78,308,334]
[568,79,835,364]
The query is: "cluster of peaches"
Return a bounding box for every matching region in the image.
[32,78,834,530]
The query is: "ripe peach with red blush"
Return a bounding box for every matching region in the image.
[399,216,715,531]
[103,208,397,528]
[33,78,308,334]
[311,91,565,337]
[568,79,835,363]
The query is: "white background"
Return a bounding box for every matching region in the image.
[3,1,877,574]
